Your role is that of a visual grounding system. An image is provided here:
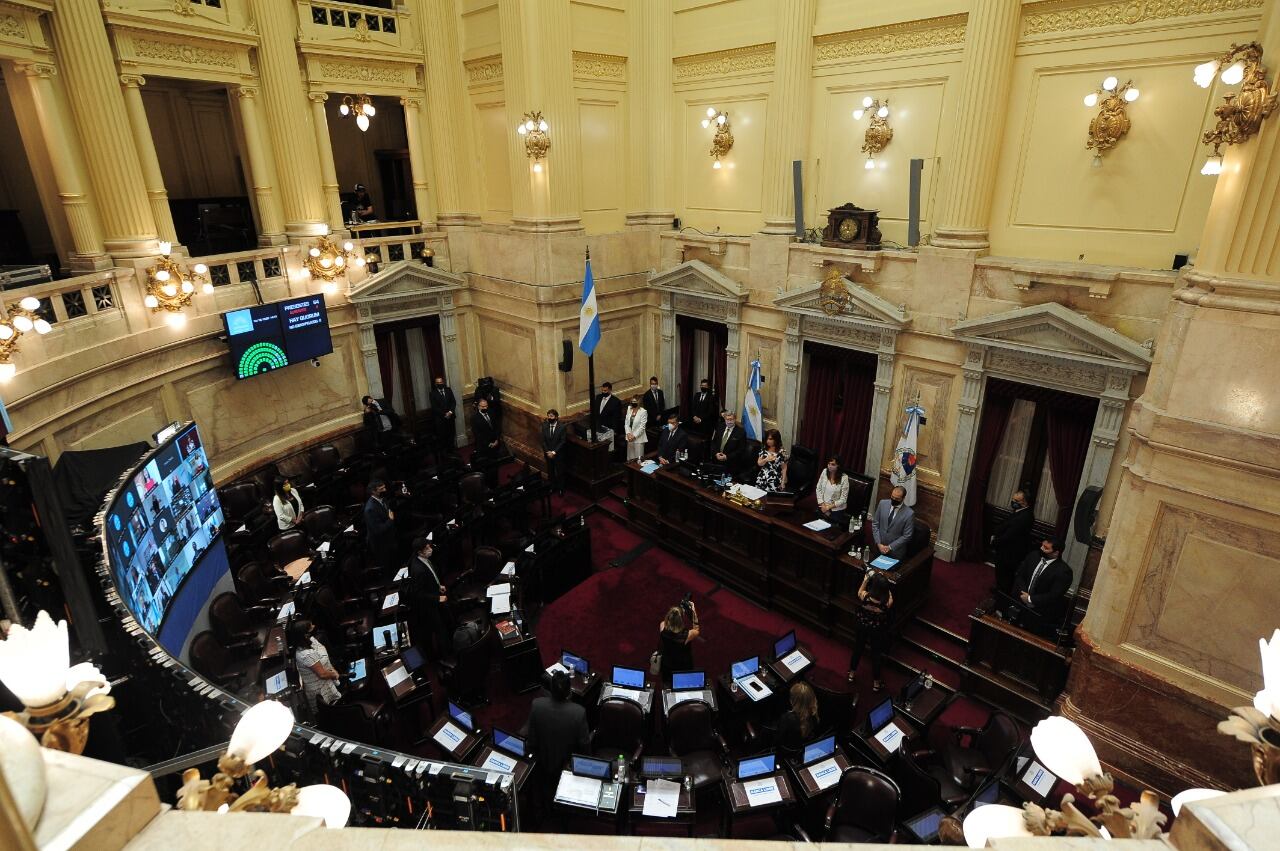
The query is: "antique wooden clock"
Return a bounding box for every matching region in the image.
[821,203,882,250]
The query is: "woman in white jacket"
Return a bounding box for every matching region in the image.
[272,477,305,530]
[623,396,649,462]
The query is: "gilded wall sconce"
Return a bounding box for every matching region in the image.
[701,107,733,169]
[144,241,210,328]
[517,111,550,172]
[1193,41,1278,174]
[853,97,893,169]
[0,296,52,380]
[1083,76,1139,166]
[305,236,363,293]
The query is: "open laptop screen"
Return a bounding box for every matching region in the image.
[572,754,612,779]
[561,650,589,675]
[264,670,288,695]
[773,630,797,659]
[802,735,836,764]
[493,727,525,758]
[672,670,705,690]
[731,656,758,680]
[737,753,776,780]
[403,645,427,672]
[641,757,682,778]
[612,666,645,688]
[348,659,367,683]
[868,697,894,732]
[372,622,399,652]
[447,700,473,732]
[905,806,947,842]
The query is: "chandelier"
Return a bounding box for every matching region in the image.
[143,242,210,329]
[340,94,376,132]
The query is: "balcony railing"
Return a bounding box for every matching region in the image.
[0,270,124,331]
[297,0,410,51]
[355,232,450,272]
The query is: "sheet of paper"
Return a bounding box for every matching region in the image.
[429,762,445,776]
[666,690,699,709]
[392,755,407,769]
[556,771,603,808]
[743,777,782,806]
[382,592,400,609]
[609,686,645,704]
[341,742,357,755]
[309,732,325,745]
[433,721,465,751]
[500,562,516,576]
[236,524,247,533]
[393,566,410,581]
[343,524,355,533]
[640,461,660,474]
[486,583,511,597]
[1023,762,1055,797]
[546,662,569,676]
[403,760,418,773]
[316,541,330,553]
[781,648,809,673]
[808,757,842,791]
[524,544,535,553]
[385,665,411,690]
[736,674,772,702]
[803,518,831,531]
[731,483,768,501]
[874,721,906,754]
[296,571,311,586]
[276,602,294,622]
[426,531,433,541]
[482,751,517,773]
[642,778,680,818]
[490,593,511,615]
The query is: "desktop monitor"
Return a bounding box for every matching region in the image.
[264,670,288,696]
[730,656,759,680]
[611,666,645,688]
[493,727,525,758]
[571,754,612,779]
[802,735,836,765]
[372,622,400,652]
[641,757,683,778]
[773,630,797,659]
[447,701,474,732]
[348,659,367,683]
[381,659,414,699]
[868,697,894,732]
[672,670,705,691]
[561,649,589,676]
[736,753,776,780]
[403,645,427,672]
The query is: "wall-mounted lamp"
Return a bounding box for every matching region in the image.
[853,96,892,169]
[1083,76,1139,167]
[144,242,209,329]
[339,94,376,132]
[1193,41,1278,175]
[305,236,363,293]
[0,295,52,381]
[701,107,733,169]
[516,111,550,172]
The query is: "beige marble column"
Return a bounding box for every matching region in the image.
[418,0,480,227]
[47,0,158,257]
[930,0,1021,251]
[400,96,436,227]
[118,74,180,246]
[626,0,674,228]
[307,92,346,233]
[248,0,328,238]
[234,87,287,246]
[760,0,817,234]
[13,61,110,271]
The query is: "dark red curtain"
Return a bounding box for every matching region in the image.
[1046,406,1093,539]
[796,343,877,472]
[959,392,1014,560]
[676,316,728,416]
[678,319,694,415]
[423,315,446,382]
[375,329,395,407]
[710,323,728,409]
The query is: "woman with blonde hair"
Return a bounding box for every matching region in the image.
[775,681,820,762]
[657,601,700,679]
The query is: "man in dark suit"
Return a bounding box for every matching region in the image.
[690,379,718,437]
[871,486,915,560]
[1014,538,1073,628]
[991,490,1034,594]
[642,376,666,426]
[593,381,623,455]
[364,479,396,567]
[407,537,452,656]
[541,408,567,495]
[652,412,689,465]
[362,396,403,450]
[709,409,746,478]
[428,376,457,457]
[470,397,503,485]
[525,670,589,800]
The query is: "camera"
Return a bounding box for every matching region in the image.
[311,357,320,367]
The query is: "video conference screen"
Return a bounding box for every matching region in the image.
[223,295,333,379]
[104,423,227,649]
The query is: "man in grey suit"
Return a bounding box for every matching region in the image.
[871,485,915,560]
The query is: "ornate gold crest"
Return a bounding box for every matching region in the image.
[818,266,851,316]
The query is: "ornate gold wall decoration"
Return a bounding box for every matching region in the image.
[573,51,626,82]
[465,55,503,85]
[674,43,775,82]
[1022,0,1263,38]
[1199,42,1278,164]
[814,14,967,62]
[1083,77,1139,162]
[132,37,236,69]
[0,13,27,39]
[818,266,852,316]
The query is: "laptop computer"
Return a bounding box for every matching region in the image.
[904,805,947,843]
[731,655,772,701]
[772,630,811,677]
[865,696,908,756]
[572,754,613,780]
[672,670,706,691]
[372,621,405,654]
[640,756,683,779]
[403,645,427,673]
[773,630,797,659]
[561,649,589,676]
[381,658,415,700]
[447,700,474,733]
[801,734,837,766]
[736,752,777,781]
[347,658,367,684]
[973,779,1001,808]
[493,727,526,759]
[1013,758,1058,802]
[264,670,289,696]
[612,665,646,688]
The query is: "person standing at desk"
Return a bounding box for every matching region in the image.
[652,412,689,465]
[623,397,648,462]
[847,571,893,692]
[991,490,1033,594]
[290,618,341,712]
[754,429,788,492]
[871,486,914,560]
[407,537,451,656]
[272,476,305,531]
[710,410,746,477]
[352,183,375,222]
[470,397,503,473]
[1014,538,1072,627]
[593,381,623,456]
[364,479,396,568]
[526,670,590,796]
[775,682,819,763]
[429,376,457,457]
[657,601,700,679]
[643,376,666,426]
[815,455,850,526]
[541,409,567,495]
[690,378,718,437]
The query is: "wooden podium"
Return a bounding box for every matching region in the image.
[565,430,619,498]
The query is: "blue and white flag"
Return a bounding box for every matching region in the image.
[741,358,764,441]
[578,253,601,357]
[890,403,925,507]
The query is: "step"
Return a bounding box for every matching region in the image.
[914,616,971,648]
[887,640,962,691]
[901,621,967,666]
[896,635,965,687]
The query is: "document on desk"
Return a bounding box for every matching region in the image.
[296,571,311,586]
[426,531,433,541]
[382,592,400,609]
[343,525,355,533]
[642,778,680,818]
[276,602,295,622]
[780,649,809,674]
[874,721,906,754]
[501,561,517,575]
[803,518,831,531]
[316,541,330,553]
[639,460,660,475]
[486,583,512,597]
[609,686,645,704]
[490,593,511,615]
[870,554,899,570]
[524,544,535,553]
[743,776,782,806]
[736,674,772,702]
[482,751,517,773]
[433,721,465,751]
[808,757,842,791]
[730,483,768,502]
[546,662,569,676]
[393,566,410,581]
[555,771,602,808]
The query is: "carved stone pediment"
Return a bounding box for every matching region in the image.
[952,302,1151,372]
[648,259,749,303]
[348,263,464,304]
[773,275,907,329]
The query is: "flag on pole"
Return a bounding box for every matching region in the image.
[578,252,601,356]
[891,402,925,507]
[741,357,764,441]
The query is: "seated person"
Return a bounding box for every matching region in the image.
[525,670,590,798]
[871,485,914,560]
[815,455,850,527]
[775,682,819,764]
[1012,537,1073,630]
[649,411,689,465]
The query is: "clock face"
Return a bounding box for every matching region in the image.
[838,217,859,241]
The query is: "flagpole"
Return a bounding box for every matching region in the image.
[585,247,599,442]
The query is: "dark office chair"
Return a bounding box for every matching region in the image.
[439,623,494,707]
[208,592,271,649]
[666,699,729,793]
[919,712,1020,802]
[316,700,388,745]
[824,766,900,843]
[301,504,338,542]
[236,561,290,606]
[311,585,373,639]
[888,747,948,816]
[812,683,859,745]
[338,551,391,598]
[454,545,504,601]
[309,444,343,478]
[189,630,258,690]
[267,529,311,571]
[591,697,646,763]
[458,471,487,507]
[219,481,266,526]
[788,444,819,499]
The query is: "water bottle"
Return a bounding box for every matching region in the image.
[924,672,934,690]
[616,754,626,784]
[513,608,523,635]
[853,513,863,532]
[683,774,693,795]
[861,545,871,563]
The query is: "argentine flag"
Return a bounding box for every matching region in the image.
[891,403,926,507]
[578,253,601,356]
[741,358,764,441]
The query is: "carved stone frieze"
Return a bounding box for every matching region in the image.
[674,294,731,320]
[814,14,966,62]
[573,51,626,81]
[802,316,882,350]
[465,56,503,85]
[1021,0,1262,37]
[986,349,1107,393]
[317,60,408,85]
[673,43,775,82]
[133,37,237,69]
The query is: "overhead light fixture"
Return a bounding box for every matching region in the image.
[1219,629,1280,786]
[0,295,53,380]
[700,107,733,169]
[1193,42,1278,175]
[144,243,209,326]
[340,94,376,132]
[516,110,551,171]
[305,237,361,292]
[1084,76,1139,163]
[853,97,893,169]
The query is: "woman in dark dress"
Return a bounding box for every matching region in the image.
[775,681,820,763]
[657,602,700,679]
[848,571,894,692]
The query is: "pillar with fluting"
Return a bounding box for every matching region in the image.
[248,0,328,238]
[13,62,110,271]
[930,0,1021,251]
[47,0,158,257]
[626,0,674,227]
[118,74,180,246]
[418,0,480,226]
[234,87,287,246]
[307,92,346,233]
[401,97,436,227]
[760,0,817,234]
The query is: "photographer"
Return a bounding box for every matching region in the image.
[656,595,700,679]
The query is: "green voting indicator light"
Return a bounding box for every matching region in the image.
[237,341,288,378]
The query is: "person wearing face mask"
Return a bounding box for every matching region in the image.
[709,409,745,478]
[593,381,624,456]
[991,490,1034,594]
[815,455,850,526]
[690,378,719,437]
[428,375,457,457]
[623,397,649,462]
[871,485,915,560]
[290,618,341,712]
[541,408,567,494]
[652,411,688,465]
[1014,537,1072,628]
[643,376,666,427]
[407,537,452,656]
[364,479,397,567]
[272,476,305,531]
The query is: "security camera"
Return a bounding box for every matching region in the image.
[311,358,320,367]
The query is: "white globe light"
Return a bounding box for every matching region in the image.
[862,96,873,108]
[356,114,370,132]
[363,103,376,117]
[292,784,351,829]
[343,241,354,252]
[963,804,1033,848]
[193,263,208,274]
[335,256,345,267]
[538,120,548,132]
[517,123,527,135]
[181,280,194,294]
[525,119,535,131]
[144,294,159,308]
[0,611,69,705]
[340,103,350,116]
[701,118,711,128]
[154,269,170,282]
[1084,93,1099,107]
[1102,76,1118,91]
[1194,60,1219,85]
[12,315,32,333]
[877,105,889,118]
[1171,788,1227,817]
[706,107,717,118]
[309,247,321,257]
[712,160,722,170]
[33,319,51,334]
[161,283,177,297]
[0,362,15,381]
[716,114,725,125]
[19,297,40,312]
[165,311,186,328]
[853,109,864,120]
[320,257,333,269]
[158,241,172,256]
[354,257,366,268]
[864,157,875,170]
[1124,87,1140,102]
[1221,60,1245,85]
[202,282,214,294]
[1031,716,1102,785]
[1201,155,1224,175]
[227,700,294,766]
[532,161,543,173]
[0,325,12,340]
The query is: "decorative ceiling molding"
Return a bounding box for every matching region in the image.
[952,301,1152,373]
[649,259,749,303]
[814,14,967,63]
[573,51,626,82]
[673,42,775,82]
[465,55,503,86]
[1021,0,1263,38]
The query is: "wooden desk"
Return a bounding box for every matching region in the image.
[283,557,312,582]
[259,626,286,662]
[628,780,696,835]
[716,669,783,714]
[426,714,482,763]
[767,645,816,685]
[965,613,1070,717]
[855,711,919,765]
[471,745,533,791]
[723,771,796,835]
[900,684,950,731]
[788,749,852,802]
[566,431,619,498]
